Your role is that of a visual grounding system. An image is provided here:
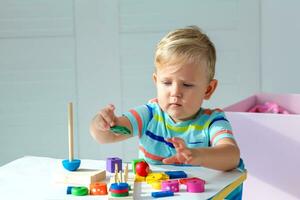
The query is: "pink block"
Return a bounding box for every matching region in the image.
[161,180,179,193]
[186,179,205,193]
[224,93,300,199]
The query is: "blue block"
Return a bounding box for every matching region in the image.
[151,191,174,198]
[66,186,74,194]
[165,171,187,179]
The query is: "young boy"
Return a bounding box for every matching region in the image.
[90,26,240,171]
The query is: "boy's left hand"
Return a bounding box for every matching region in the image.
[162,137,196,165]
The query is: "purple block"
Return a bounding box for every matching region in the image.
[106,157,122,173]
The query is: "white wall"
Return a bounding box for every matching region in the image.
[261,0,300,93]
[0,0,76,164]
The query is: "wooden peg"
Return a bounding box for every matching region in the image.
[68,102,74,161]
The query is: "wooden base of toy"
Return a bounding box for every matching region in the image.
[108,174,135,200]
[56,169,106,185]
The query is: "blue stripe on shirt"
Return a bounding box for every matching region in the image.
[145,130,175,148]
[208,117,229,129]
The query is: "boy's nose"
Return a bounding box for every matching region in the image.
[170,84,182,97]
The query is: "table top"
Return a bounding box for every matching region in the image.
[0,156,246,199]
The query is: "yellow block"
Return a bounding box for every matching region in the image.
[134,174,146,182]
[151,181,162,190]
[146,172,169,184]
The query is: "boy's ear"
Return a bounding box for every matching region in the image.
[204,79,218,100]
[152,73,157,85]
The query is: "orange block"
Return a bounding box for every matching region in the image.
[90,182,108,195]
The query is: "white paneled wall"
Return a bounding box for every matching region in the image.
[0,0,76,165]
[261,0,300,93]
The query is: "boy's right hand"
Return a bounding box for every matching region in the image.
[94,104,117,131]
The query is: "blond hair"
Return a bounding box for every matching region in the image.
[154,26,216,82]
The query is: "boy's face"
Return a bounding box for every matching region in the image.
[153,62,217,123]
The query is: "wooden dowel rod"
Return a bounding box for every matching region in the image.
[68,102,74,161]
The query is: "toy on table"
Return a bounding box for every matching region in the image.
[151,190,174,198]
[135,160,150,177]
[90,182,108,195]
[110,125,131,135]
[131,158,144,174]
[186,178,205,193]
[107,157,122,173]
[161,180,179,192]
[71,186,89,196]
[62,102,81,171]
[109,162,134,200]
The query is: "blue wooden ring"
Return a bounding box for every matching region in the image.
[110,183,129,190]
[62,159,81,171]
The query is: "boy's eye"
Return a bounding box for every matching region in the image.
[162,81,171,85]
[183,83,194,87]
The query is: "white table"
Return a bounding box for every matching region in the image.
[0,156,246,199]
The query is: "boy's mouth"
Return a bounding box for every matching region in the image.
[169,103,182,107]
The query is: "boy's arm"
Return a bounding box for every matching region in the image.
[163,137,240,171]
[90,104,133,144]
[191,138,240,171]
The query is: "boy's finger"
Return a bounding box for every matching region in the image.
[99,108,116,127]
[108,103,115,109]
[97,114,110,130]
[171,137,187,150]
[162,156,178,164]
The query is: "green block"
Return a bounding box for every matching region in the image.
[71,186,88,196]
[131,159,144,174]
[110,125,131,135]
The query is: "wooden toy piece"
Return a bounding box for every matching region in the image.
[151,191,174,198]
[161,180,180,192]
[186,179,205,193]
[114,163,119,183]
[62,102,81,171]
[108,167,135,200]
[66,186,74,194]
[110,183,129,197]
[179,177,206,185]
[134,174,146,182]
[124,163,128,183]
[164,170,187,179]
[110,125,131,135]
[71,186,89,196]
[58,169,106,185]
[150,181,162,190]
[135,161,150,177]
[146,173,169,184]
[131,158,144,174]
[107,157,122,173]
[90,182,108,195]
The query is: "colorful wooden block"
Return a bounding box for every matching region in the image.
[151,191,174,198]
[161,180,179,192]
[164,170,187,179]
[57,169,106,185]
[66,186,74,194]
[71,186,89,196]
[107,157,122,173]
[179,177,206,185]
[150,181,162,190]
[90,182,108,195]
[186,179,205,193]
[146,173,169,184]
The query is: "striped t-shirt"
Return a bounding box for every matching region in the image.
[123,99,235,164]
